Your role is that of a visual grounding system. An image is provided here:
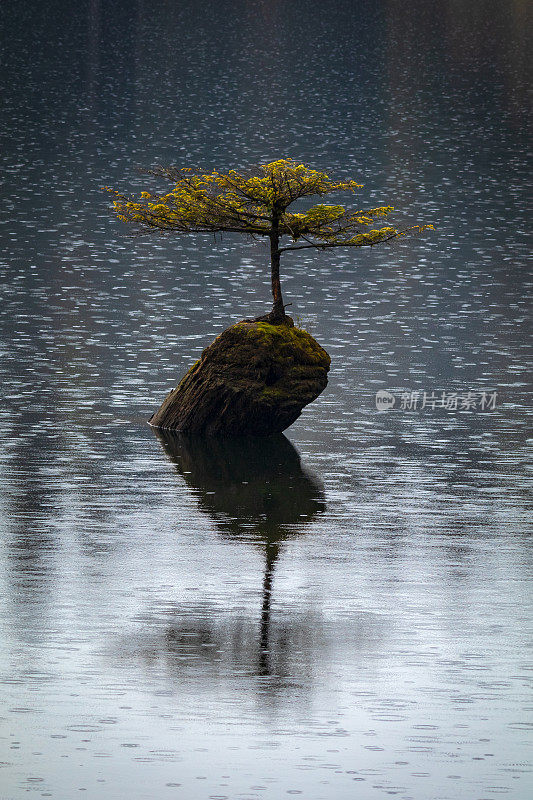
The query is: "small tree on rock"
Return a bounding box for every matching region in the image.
[106,159,432,324]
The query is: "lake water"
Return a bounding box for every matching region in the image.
[0,1,532,798]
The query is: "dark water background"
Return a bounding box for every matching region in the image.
[0,1,532,798]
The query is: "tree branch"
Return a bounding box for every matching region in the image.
[279,232,403,252]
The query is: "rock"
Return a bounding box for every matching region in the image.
[149,320,331,435]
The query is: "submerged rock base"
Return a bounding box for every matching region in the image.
[149,319,331,435]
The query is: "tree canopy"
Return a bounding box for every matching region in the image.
[105,159,432,322]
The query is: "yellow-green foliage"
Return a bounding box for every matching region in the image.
[104,159,433,249]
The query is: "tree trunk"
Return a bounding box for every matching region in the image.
[268,209,287,322]
[270,235,285,319]
[249,209,289,325]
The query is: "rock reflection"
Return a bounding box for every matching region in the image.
[155,430,326,538]
[154,430,326,681]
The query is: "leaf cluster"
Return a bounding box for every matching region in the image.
[104,159,433,250]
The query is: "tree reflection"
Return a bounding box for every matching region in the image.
[154,430,326,677]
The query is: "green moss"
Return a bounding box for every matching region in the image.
[232,321,330,367]
[261,386,292,400]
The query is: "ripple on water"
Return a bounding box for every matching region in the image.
[0,1,531,800]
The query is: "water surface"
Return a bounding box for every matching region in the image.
[0,1,531,798]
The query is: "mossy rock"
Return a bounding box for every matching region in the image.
[149,320,331,435]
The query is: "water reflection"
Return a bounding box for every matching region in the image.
[155,430,326,537]
[154,431,326,680]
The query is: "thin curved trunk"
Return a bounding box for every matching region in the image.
[269,212,285,321]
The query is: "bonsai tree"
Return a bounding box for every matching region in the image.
[106,159,432,324]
